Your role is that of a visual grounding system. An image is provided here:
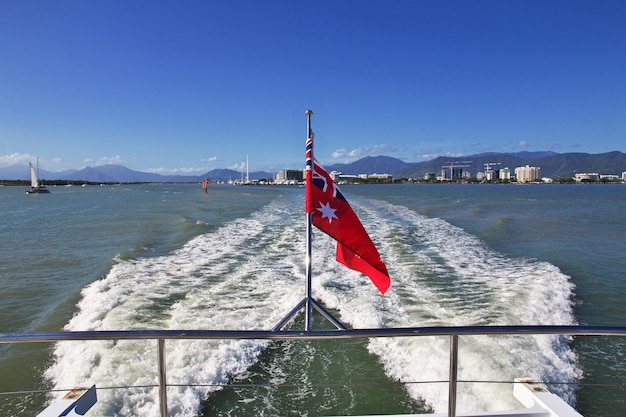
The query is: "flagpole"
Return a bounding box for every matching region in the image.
[304,109,314,331]
[271,111,346,332]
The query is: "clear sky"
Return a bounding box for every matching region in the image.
[1,0,625,174]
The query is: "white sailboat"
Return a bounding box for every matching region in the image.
[26,160,50,194]
[233,155,251,185]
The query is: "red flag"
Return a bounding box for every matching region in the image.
[307,159,391,294]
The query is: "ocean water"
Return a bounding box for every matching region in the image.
[0,183,624,416]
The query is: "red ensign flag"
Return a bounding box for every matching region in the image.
[306,158,391,294]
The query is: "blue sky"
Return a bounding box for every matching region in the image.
[1,1,625,174]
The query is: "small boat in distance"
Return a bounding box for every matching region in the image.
[26,160,50,194]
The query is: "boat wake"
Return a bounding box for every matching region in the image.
[45,192,581,416]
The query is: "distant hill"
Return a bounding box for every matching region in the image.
[201,168,275,182]
[393,155,533,179]
[0,166,77,181]
[65,165,164,182]
[0,164,274,183]
[471,151,558,160]
[531,151,626,178]
[325,156,410,175]
[323,151,625,179]
[393,151,626,179]
[1,151,624,182]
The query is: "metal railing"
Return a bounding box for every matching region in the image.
[2,325,626,417]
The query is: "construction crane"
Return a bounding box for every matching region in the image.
[484,162,501,172]
[483,162,502,181]
[442,160,472,180]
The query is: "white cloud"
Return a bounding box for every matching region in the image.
[330,144,395,160]
[419,153,440,161]
[519,140,529,148]
[415,151,467,162]
[228,162,246,171]
[0,152,35,167]
[444,152,466,158]
[83,156,124,167]
[201,156,218,162]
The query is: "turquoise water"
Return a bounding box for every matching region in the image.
[0,183,624,416]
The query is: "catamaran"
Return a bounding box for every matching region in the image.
[26,160,50,194]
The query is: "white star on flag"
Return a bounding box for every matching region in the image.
[316,201,338,223]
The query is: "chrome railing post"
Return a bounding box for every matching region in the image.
[448,334,458,417]
[158,338,168,417]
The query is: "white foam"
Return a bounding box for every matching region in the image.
[334,198,580,412]
[45,192,580,416]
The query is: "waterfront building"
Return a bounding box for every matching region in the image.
[329,171,342,182]
[485,170,496,181]
[515,165,541,183]
[368,173,393,180]
[441,167,465,180]
[574,173,599,182]
[499,168,511,181]
[276,169,303,183]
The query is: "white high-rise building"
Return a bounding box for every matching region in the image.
[515,165,540,183]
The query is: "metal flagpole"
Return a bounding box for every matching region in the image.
[271,110,346,332]
[304,110,314,331]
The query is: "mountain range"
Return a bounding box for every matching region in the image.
[385,151,626,180]
[2,151,625,183]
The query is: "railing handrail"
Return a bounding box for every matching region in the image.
[2,324,626,343]
[2,325,625,417]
